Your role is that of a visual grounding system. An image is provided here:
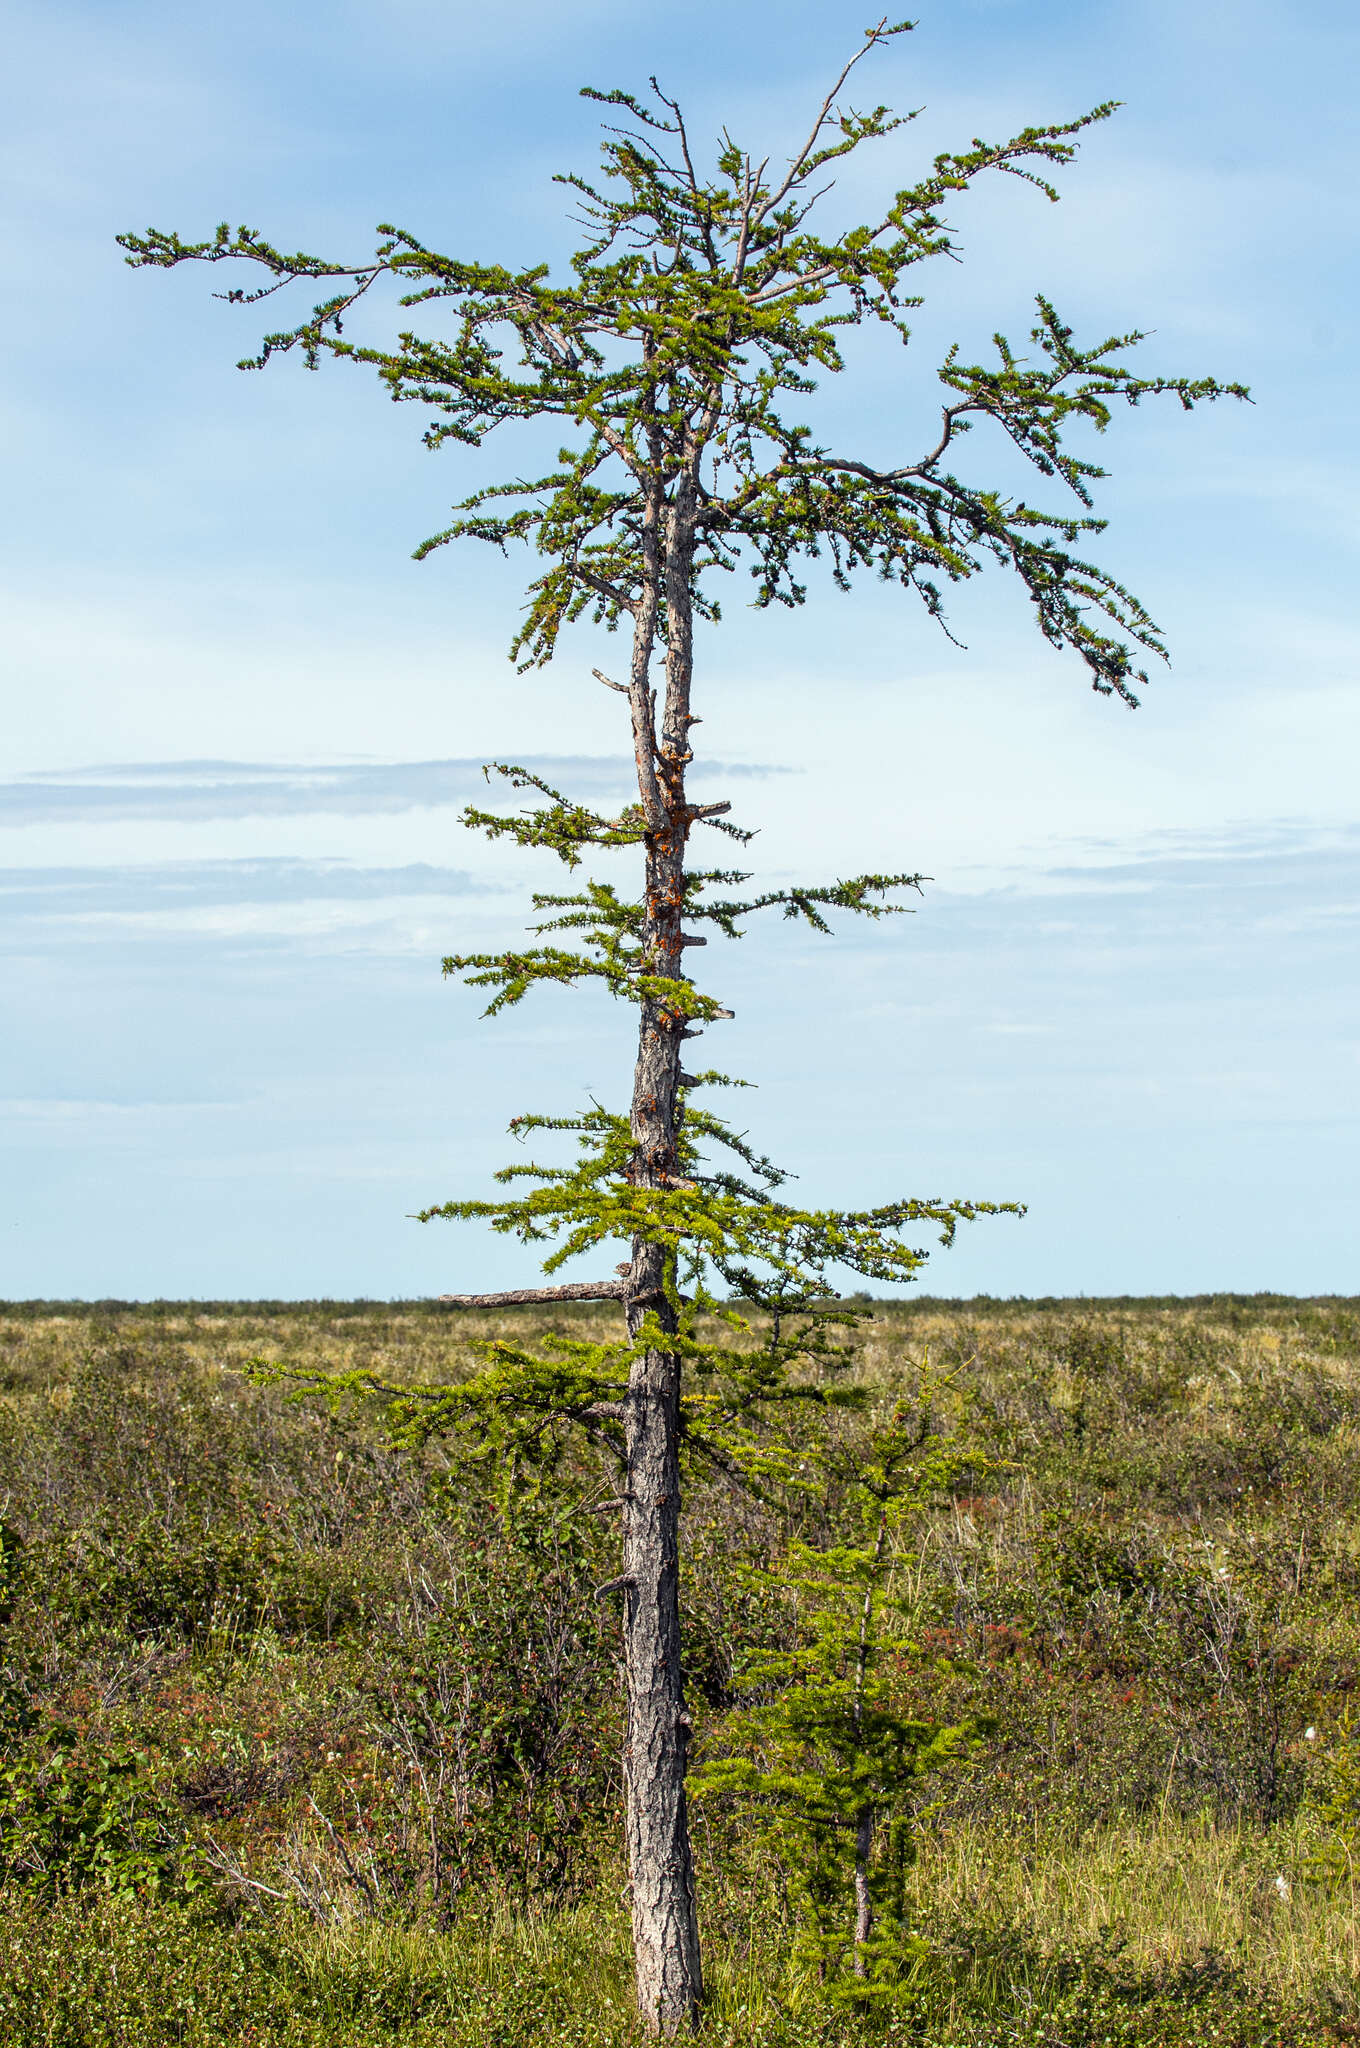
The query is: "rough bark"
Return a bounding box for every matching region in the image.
[617,483,704,2034]
[436,1281,627,1307]
[620,1290,701,2031]
[852,1807,874,1972]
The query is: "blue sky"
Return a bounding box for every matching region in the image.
[2,0,1356,1299]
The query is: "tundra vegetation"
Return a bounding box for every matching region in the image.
[1,1295,1359,2047]
[115,22,1248,2029]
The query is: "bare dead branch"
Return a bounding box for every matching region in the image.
[752,26,887,229]
[436,1281,628,1307]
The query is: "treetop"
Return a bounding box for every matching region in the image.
[119,20,1247,700]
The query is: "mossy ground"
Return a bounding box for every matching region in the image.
[1,1295,1357,2043]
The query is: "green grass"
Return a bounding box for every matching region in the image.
[2,1295,1358,2042]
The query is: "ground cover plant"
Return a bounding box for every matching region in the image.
[118,22,1246,2029]
[2,1295,1358,2043]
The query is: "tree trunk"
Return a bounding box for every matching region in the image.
[617,490,703,2033]
[852,1805,874,1972]
[621,1291,702,2031]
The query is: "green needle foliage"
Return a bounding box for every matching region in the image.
[120,45,1243,702]
[692,1394,982,2002]
[120,20,1246,2031]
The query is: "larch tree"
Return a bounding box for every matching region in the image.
[120,20,1245,2033]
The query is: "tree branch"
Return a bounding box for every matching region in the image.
[574,564,640,618]
[753,27,888,228]
[436,1280,628,1307]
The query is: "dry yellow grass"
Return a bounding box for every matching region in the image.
[898,1810,1360,2014]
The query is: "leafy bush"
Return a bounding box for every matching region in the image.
[1306,1708,1360,1893]
[0,1730,188,1898]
